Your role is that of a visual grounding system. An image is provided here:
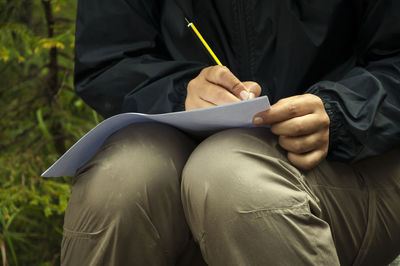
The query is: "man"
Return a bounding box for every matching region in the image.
[62,0,400,265]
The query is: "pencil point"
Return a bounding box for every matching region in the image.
[185,17,190,25]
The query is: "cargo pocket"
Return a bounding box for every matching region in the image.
[61,224,112,266]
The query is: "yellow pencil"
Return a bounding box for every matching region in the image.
[185,17,222,66]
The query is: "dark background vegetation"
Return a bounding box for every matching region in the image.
[0,0,399,265]
[0,0,100,264]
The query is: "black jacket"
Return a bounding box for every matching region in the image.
[74,0,400,162]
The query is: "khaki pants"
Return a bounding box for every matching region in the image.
[61,123,400,266]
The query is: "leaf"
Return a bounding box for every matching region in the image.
[36,108,52,139]
[43,207,52,217]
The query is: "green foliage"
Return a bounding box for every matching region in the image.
[0,0,100,265]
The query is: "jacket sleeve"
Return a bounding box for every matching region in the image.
[308,1,400,162]
[74,0,206,118]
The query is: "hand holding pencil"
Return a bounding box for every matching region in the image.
[184,18,261,111]
[185,65,261,110]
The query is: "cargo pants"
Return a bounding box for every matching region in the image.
[61,123,400,266]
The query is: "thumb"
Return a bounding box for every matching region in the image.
[242,81,262,99]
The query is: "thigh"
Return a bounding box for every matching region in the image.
[305,148,400,266]
[62,122,197,265]
[182,127,340,265]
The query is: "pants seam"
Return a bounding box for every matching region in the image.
[63,223,112,239]
[238,197,310,218]
[351,179,377,266]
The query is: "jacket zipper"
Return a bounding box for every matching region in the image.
[236,0,251,80]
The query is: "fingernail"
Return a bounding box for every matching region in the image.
[253,116,263,125]
[249,92,255,99]
[240,90,249,100]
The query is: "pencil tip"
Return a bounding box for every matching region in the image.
[184,17,190,25]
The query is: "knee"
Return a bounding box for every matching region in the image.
[69,123,194,219]
[182,128,310,228]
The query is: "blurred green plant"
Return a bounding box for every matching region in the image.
[0,0,99,265]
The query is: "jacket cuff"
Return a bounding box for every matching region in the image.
[170,68,203,112]
[316,94,344,156]
[174,80,188,112]
[169,76,193,112]
[306,85,350,161]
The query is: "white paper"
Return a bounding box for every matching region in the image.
[42,96,270,177]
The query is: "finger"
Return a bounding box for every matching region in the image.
[278,131,328,154]
[201,83,241,106]
[254,95,319,125]
[186,73,239,109]
[242,81,262,99]
[270,114,329,137]
[185,96,216,110]
[287,149,327,170]
[203,66,249,100]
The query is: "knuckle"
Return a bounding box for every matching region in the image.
[306,93,318,102]
[185,98,192,110]
[287,103,298,117]
[187,79,198,91]
[276,98,286,105]
[217,65,229,72]
[291,121,304,135]
[218,68,230,81]
[321,115,330,128]
[312,95,325,111]
[323,146,329,157]
[278,136,286,148]
[312,94,323,105]
[254,83,262,93]
[293,140,304,152]
[320,145,328,156]
[316,136,325,147]
[200,67,209,75]
[270,124,279,135]
[248,82,261,94]
[231,82,242,93]
[322,132,330,148]
[305,93,316,100]
[301,157,315,170]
